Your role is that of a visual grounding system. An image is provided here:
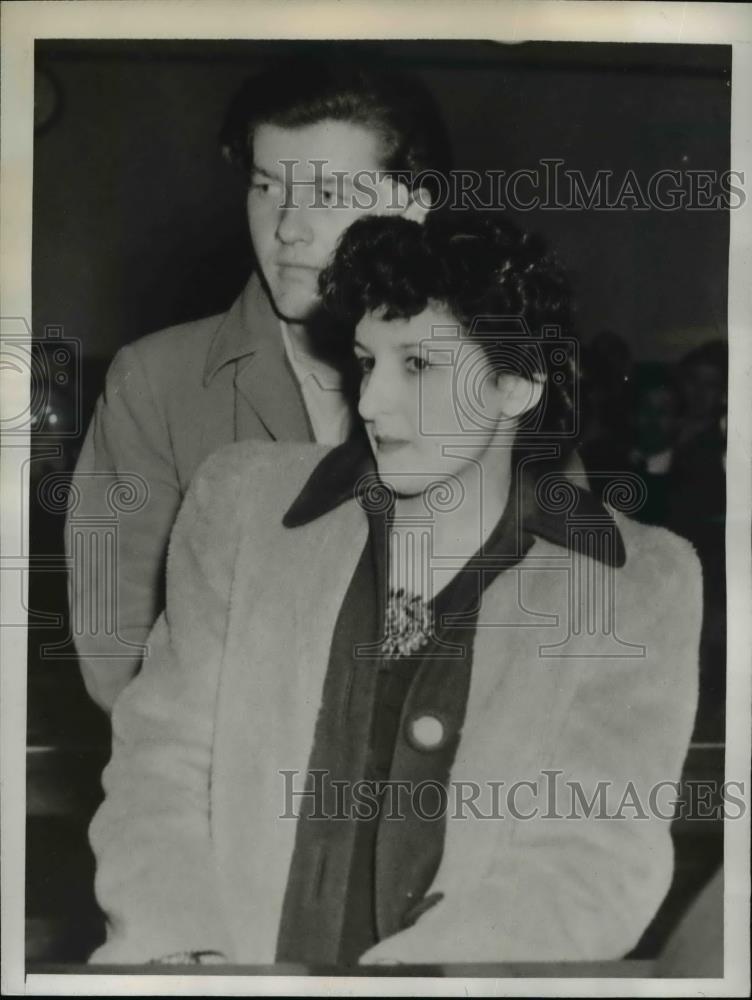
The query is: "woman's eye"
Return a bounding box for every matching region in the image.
[356,355,375,374]
[405,355,429,373]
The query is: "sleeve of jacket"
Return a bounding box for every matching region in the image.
[361,524,703,963]
[67,342,182,711]
[87,448,240,963]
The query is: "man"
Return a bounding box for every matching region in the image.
[68,53,451,710]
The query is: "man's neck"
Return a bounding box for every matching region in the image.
[280,319,312,356]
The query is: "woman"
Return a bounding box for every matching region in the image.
[89,213,701,967]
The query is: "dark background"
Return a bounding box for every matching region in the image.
[33,40,731,362]
[28,39,728,966]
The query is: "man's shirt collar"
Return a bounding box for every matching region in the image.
[283,434,626,568]
[280,321,343,392]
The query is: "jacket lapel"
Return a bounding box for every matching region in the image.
[235,346,312,442]
[203,272,313,444]
[234,275,311,442]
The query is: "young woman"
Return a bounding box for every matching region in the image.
[89,213,701,967]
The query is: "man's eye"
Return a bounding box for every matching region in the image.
[405,355,429,373]
[356,355,375,374]
[250,177,278,195]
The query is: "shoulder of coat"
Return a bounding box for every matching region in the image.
[519,513,703,614]
[192,440,331,509]
[111,312,226,384]
[614,512,701,578]
[610,512,705,623]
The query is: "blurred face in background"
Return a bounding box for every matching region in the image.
[679,362,726,422]
[635,385,679,456]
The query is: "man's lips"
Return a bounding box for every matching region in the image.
[276,262,319,273]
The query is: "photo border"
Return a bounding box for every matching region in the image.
[2,2,750,996]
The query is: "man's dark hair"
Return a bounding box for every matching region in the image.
[219,51,452,203]
[319,211,579,460]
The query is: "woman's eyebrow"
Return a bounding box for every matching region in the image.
[353,338,424,352]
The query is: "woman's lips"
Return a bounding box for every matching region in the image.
[374,435,409,454]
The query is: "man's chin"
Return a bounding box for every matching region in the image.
[270,297,318,324]
[262,277,320,324]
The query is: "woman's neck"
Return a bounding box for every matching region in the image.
[390,448,514,601]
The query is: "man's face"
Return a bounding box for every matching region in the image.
[354,306,520,498]
[248,119,407,323]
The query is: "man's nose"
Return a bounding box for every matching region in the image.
[276,205,314,245]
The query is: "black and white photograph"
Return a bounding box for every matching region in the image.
[1,1,750,996]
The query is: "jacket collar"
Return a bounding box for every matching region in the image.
[203,271,313,441]
[203,271,282,386]
[283,434,626,568]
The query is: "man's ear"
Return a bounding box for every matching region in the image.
[491,372,545,420]
[402,185,432,224]
[387,179,432,224]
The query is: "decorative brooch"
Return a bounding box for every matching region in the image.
[381,587,434,658]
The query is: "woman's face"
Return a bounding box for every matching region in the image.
[354,304,520,497]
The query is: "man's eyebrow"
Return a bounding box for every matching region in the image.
[250,162,283,180]
[251,163,353,190]
[353,340,373,352]
[304,173,353,193]
[318,176,346,188]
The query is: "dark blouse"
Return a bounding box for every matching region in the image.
[276,471,535,965]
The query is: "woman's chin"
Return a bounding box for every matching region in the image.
[374,465,432,500]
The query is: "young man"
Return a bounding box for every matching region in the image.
[68,53,451,710]
[89,213,700,966]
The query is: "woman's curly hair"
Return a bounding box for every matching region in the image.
[319,211,580,461]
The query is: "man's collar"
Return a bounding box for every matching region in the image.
[203,271,282,386]
[279,321,343,391]
[283,435,626,567]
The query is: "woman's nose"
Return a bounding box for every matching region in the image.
[358,372,378,421]
[276,205,313,245]
[358,365,390,423]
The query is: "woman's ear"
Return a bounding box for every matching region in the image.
[492,372,546,420]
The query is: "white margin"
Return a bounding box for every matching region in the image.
[2,2,751,997]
